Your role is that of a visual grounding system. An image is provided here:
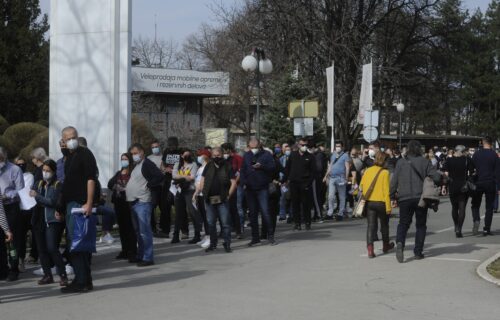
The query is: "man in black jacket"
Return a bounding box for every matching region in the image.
[126,143,164,267]
[284,138,316,230]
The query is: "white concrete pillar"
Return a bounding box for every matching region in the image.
[49,0,131,186]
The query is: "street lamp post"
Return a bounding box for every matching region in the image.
[396,102,405,150]
[242,48,273,139]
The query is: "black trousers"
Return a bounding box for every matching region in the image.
[19,210,37,260]
[312,178,325,218]
[471,181,496,231]
[0,203,21,276]
[173,190,201,238]
[197,196,209,234]
[115,199,137,258]
[262,192,280,237]
[34,222,65,277]
[290,182,312,226]
[396,199,428,255]
[158,181,173,234]
[229,192,241,234]
[449,192,468,232]
[366,201,389,245]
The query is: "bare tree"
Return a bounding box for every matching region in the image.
[132,36,177,68]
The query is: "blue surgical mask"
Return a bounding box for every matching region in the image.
[121,160,129,168]
[285,150,291,156]
[152,147,160,155]
[132,154,142,163]
[274,147,282,154]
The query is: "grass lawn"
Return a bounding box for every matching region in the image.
[487,257,500,279]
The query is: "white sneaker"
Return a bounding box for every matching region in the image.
[102,233,115,245]
[196,236,206,246]
[65,264,74,275]
[201,238,211,249]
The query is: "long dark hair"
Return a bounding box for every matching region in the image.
[121,153,133,171]
[407,140,423,157]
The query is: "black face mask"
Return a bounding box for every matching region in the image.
[213,157,224,165]
[61,148,70,157]
[183,155,193,163]
[17,163,27,173]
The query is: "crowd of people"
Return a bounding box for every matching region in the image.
[1,126,499,293]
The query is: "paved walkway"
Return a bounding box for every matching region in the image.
[1,198,500,320]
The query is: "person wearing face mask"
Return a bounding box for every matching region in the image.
[29,159,68,286]
[200,147,237,252]
[323,141,351,221]
[221,143,244,238]
[31,147,49,185]
[14,157,36,272]
[0,146,24,282]
[147,139,163,169]
[362,143,379,170]
[58,126,99,293]
[56,139,70,184]
[192,149,212,249]
[240,138,276,246]
[284,138,316,230]
[171,150,202,244]
[279,144,292,222]
[125,143,164,268]
[312,143,328,222]
[108,153,137,262]
[147,139,166,236]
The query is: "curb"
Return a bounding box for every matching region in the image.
[476,252,500,286]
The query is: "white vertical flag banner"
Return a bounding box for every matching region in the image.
[358,63,373,124]
[326,65,334,126]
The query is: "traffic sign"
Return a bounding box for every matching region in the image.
[293,118,314,136]
[288,100,319,118]
[363,126,378,143]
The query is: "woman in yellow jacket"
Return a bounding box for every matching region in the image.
[359,152,394,258]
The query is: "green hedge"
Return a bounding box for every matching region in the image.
[0,115,9,134]
[3,122,47,157]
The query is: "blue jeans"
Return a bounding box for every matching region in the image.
[205,201,231,247]
[66,201,92,286]
[236,185,245,227]
[96,205,116,231]
[327,176,347,216]
[246,188,273,241]
[131,202,154,262]
[279,185,290,219]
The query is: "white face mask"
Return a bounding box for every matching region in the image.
[284,150,291,156]
[42,171,53,181]
[197,156,204,164]
[121,160,129,168]
[251,148,259,155]
[335,147,342,153]
[152,147,160,155]
[66,138,79,150]
[368,149,376,158]
[132,154,142,163]
[223,154,230,160]
[300,146,307,153]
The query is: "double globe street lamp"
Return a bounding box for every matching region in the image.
[241,48,273,139]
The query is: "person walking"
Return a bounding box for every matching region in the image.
[108,153,138,262]
[324,141,350,221]
[285,138,316,230]
[360,152,394,258]
[126,143,164,267]
[442,145,474,238]
[240,138,276,246]
[390,140,441,263]
[198,148,237,253]
[471,136,500,236]
[221,143,244,238]
[30,159,68,286]
[59,126,98,293]
[171,150,202,244]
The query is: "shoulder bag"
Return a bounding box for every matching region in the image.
[354,168,384,218]
[460,157,476,193]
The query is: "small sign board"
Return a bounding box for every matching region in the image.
[364,110,379,128]
[293,118,314,136]
[288,100,319,118]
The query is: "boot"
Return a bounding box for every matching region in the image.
[367,244,376,258]
[38,275,54,285]
[383,241,395,253]
[170,234,180,244]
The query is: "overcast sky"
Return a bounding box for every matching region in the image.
[39,0,492,45]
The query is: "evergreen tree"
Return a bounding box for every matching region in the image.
[0,0,49,124]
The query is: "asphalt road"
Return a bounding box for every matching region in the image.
[1,197,500,320]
